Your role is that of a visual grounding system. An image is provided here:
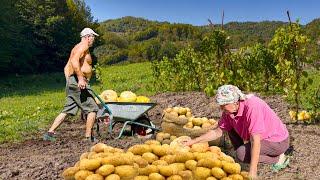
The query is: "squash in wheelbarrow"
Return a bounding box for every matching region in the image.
[101,90,118,102]
[118,91,137,102]
[136,96,150,103]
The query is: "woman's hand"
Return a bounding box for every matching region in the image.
[182,139,196,147]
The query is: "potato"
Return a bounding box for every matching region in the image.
[62,167,79,180]
[170,136,191,149]
[222,162,241,174]
[152,160,168,166]
[85,174,103,180]
[160,155,176,164]
[103,146,115,153]
[186,112,192,118]
[90,143,108,153]
[192,118,203,126]
[87,152,97,159]
[202,117,209,123]
[211,167,227,179]
[162,139,172,145]
[228,174,244,180]
[142,152,159,163]
[105,174,120,180]
[145,140,161,145]
[170,163,186,171]
[193,126,201,129]
[170,135,177,141]
[128,144,152,155]
[185,160,197,171]
[134,176,149,180]
[191,142,209,153]
[167,175,183,180]
[152,145,169,157]
[175,152,195,163]
[202,122,212,128]
[95,164,114,176]
[173,107,180,114]
[194,152,219,161]
[74,170,93,180]
[101,154,133,166]
[193,167,211,179]
[156,132,165,142]
[164,107,173,113]
[80,152,89,160]
[184,122,194,129]
[219,153,235,163]
[74,161,80,167]
[149,173,165,180]
[178,108,187,115]
[79,159,101,171]
[209,146,221,154]
[133,155,149,168]
[163,133,171,139]
[178,170,193,180]
[197,158,220,169]
[240,171,250,180]
[208,119,217,125]
[206,177,218,180]
[114,165,138,179]
[158,165,178,177]
[138,165,159,176]
[221,177,233,180]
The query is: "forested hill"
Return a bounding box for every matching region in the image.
[94,16,319,65]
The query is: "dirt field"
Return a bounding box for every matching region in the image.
[1,92,319,180]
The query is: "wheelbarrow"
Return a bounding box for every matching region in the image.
[88,88,160,139]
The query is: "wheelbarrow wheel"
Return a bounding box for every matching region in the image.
[109,121,131,138]
[131,115,155,137]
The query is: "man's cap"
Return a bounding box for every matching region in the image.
[80,27,99,37]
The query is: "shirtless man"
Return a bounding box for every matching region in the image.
[43,28,99,142]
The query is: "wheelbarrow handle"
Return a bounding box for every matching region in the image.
[86,86,114,133]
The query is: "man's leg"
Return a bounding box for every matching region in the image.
[48,113,68,133]
[85,112,96,138]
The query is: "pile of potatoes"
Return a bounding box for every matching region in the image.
[183,117,217,130]
[155,132,177,145]
[62,141,249,180]
[163,107,217,130]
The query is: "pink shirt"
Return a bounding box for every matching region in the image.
[218,95,289,142]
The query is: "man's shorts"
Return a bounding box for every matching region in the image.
[61,75,99,116]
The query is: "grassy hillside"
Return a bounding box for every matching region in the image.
[0,62,154,143]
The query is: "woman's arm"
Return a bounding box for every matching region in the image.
[249,134,261,179]
[184,127,223,146]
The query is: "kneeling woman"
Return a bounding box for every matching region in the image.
[185,85,289,179]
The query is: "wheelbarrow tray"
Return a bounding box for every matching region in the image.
[104,102,156,121]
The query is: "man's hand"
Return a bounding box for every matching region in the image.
[78,77,87,89]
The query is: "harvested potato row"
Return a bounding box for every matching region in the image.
[183,117,217,129]
[155,132,178,145]
[62,142,247,180]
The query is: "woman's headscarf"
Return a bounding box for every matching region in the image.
[215,85,247,105]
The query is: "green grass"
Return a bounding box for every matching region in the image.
[287,69,320,110]
[0,62,154,143]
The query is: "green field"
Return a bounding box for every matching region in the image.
[0,62,319,143]
[0,62,154,143]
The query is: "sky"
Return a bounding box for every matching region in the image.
[84,0,319,26]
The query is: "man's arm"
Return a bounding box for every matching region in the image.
[70,45,87,89]
[249,134,261,179]
[185,127,223,146]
